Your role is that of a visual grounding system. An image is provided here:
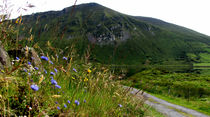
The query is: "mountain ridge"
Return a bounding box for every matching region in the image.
[19,2,210,65]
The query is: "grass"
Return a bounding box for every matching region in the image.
[0,52,146,116]
[0,11,146,116]
[144,104,165,117]
[149,93,210,116]
[193,63,210,67]
[122,69,210,115]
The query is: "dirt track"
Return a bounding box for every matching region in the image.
[125,86,210,117]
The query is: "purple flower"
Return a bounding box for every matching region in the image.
[31,57,35,60]
[63,57,67,60]
[54,68,58,73]
[16,57,20,60]
[28,61,31,65]
[84,99,86,103]
[64,104,67,108]
[74,100,80,106]
[55,101,58,104]
[51,79,57,85]
[50,61,53,64]
[55,85,61,89]
[31,84,39,91]
[50,72,55,75]
[73,68,77,72]
[23,68,27,72]
[34,67,39,70]
[67,100,70,104]
[57,106,60,110]
[41,56,48,61]
[118,104,122,108]
[44,69,47,74]
[28,72,31,76]
[50,76,53,79]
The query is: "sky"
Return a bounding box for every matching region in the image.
[1,0,210,36]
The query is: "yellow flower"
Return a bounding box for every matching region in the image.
[52,95,61,98]
[87,69,91,73]
[84,77,88,82]
[15,19,19,24]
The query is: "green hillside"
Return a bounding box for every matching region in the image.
[19,3,210,65]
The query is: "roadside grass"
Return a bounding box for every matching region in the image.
[122,69,210,115]
[149,93,210,116]
[143,104,165,117]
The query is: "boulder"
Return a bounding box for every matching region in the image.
[0,41,11,70]
[8,46,42,67]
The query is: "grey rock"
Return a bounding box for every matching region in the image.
[0,41,11,70]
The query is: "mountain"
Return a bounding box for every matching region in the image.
[19,3,210,65]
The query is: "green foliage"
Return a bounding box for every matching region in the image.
[17,3,210,66]
[0,3,145,116]
[123,69,210,115]
[0,51,145,116]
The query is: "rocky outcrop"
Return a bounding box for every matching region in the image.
[0,41,11,70]
[8,46,41,67]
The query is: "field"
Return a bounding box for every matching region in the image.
[122,69,210,115]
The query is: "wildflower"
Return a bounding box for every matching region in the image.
[55,85,61,89]
[64,104,67,108]
[30,79,33,82]
[50,61,53,64]
[23,68,27,72]
[30,84,39,91]
[118,104,123,108]
[54,68,58,73]
[51,79,57,85]
[63,57,67,60]
[16,57,20,60]
[28,61,31,65]
[41,56,48,61]
[67,100,70,104]
[31,57,35,60]
[44,69,47,74]
[73,68,77,72]
[87,69,91,73]
[29,107,32,111]
[57,106,60,110]
[34,67,39,70]
[84,77,88,82]
[75,100,80,106]
[84,99,86,103]
[50,72,55,75]
[55,101,58,104]
[28,72,31,76]
[50,76,53,79]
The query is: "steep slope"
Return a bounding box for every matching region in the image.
[20,3,210,65]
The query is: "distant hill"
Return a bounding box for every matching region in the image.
[20,3,210,65]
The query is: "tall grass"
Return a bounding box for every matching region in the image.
[0,1,145,116]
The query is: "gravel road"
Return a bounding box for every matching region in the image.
[124,86,210,117]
